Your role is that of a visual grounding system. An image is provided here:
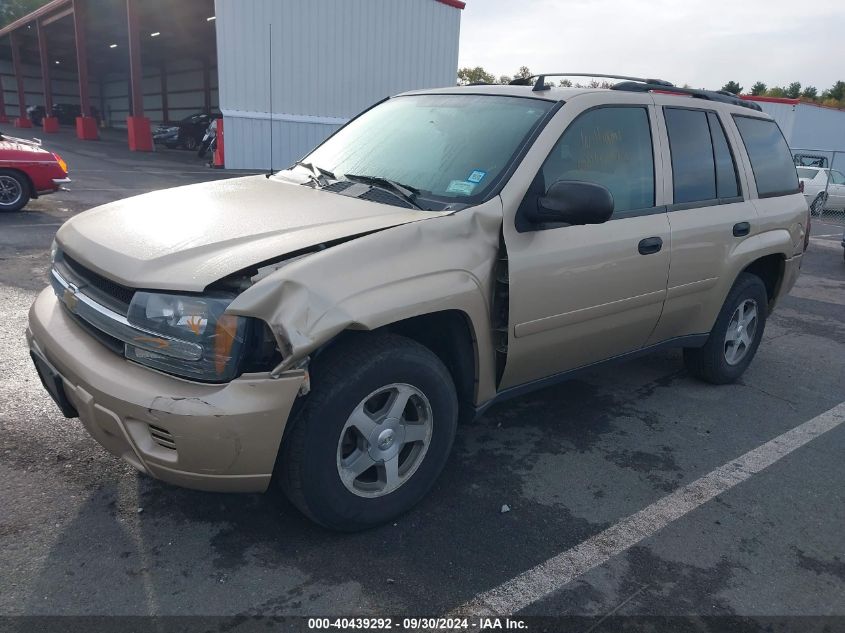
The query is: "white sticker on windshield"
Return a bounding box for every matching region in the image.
[468,170,487,184]
[446,180,477,196]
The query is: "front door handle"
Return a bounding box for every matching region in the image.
[638,236,663,255]
[733,222,751,237]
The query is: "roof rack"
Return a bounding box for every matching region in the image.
[509,73,674,90]
[611,81,762,111]
[509,73,763,112]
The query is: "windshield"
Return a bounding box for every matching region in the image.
[302,94,554,204]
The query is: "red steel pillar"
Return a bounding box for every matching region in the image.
[72,0,97,140]
[10,32,33,128]
[125,0,152,151]
[0,69,7,123]
[37,19,59,133]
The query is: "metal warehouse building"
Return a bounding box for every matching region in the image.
[0,0,464,166]
[216,0,463,169]
[741,95,845,153]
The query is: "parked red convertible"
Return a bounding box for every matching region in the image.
[0,132,69,212]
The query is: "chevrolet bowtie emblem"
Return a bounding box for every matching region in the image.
[62,286,79,312]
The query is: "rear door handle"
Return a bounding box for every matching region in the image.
[638,236,663,255]
[733,222,751,237]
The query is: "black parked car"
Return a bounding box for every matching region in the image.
[153,112,219,151]
[27,103,99,126]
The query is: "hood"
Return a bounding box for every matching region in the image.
[57,175,442,291]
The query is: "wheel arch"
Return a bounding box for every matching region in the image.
[741,252,786,310]
[313,309,480,425]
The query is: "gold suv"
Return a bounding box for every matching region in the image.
[28,75,809,530]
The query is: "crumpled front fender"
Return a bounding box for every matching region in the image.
[228,198,504,404]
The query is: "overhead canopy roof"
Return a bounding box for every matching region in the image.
[0,0,216,76]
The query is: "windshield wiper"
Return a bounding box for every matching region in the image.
[342,174,424,210]
[293,161,336,186]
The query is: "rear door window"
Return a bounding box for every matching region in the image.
[733,116,799,197]
[707,112,740,199]
[796,168,820,179]
[664,108,716,204]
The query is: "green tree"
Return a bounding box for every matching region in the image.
[558,79,573,87]
[498,75,512,85]
[801,86,818,100]
[721,81,743,95]
[514,66,533,80]
[0,0,45,28]
[767,86,787,98]
[821,81,845,101]
[750,82,767,96]
[785,82,801,99]
[457,66,496,85]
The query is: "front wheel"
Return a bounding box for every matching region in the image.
[0,170,30,212]
[279,333,458,531]
[683,273,768,384]
[810,193,826,216]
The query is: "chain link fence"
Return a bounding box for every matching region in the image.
[792,148,845,225]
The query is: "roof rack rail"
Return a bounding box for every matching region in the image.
[509,73,674,91]
[611,81,763,111]
[508,73,763,112]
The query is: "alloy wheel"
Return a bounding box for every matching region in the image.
[724,299,758,366]
[0,175,23,207]
[336,383,433,498]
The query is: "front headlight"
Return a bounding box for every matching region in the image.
[125,291,250,382]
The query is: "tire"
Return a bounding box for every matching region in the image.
[182,135,198,151]
[683,272,768,385]
[0,170,31,212]
[810,193,826,216]
[279,333,458,531]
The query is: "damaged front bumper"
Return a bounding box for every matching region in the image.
[27,288,305,493]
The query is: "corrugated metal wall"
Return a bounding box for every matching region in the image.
[101,60,218,128]
[752,100,845,151]
[215,0,461,169]
[792,104,845,151]
[1,58,216,128]
[0,58,96,118]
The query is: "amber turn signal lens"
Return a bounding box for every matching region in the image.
[214,314,239,375]
[53,153,68,175]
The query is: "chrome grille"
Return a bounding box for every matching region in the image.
[54,251,135,316]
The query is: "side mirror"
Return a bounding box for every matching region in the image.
[528,180,614,226]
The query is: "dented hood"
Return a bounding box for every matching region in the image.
[57,175,441,291]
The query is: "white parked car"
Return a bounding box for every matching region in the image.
[797,167,845,214]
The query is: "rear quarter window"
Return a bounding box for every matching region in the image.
[733,116,799,197]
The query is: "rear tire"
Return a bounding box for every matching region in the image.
[683,273,768,384]
[0,170,30,212]
[279,333,458,531]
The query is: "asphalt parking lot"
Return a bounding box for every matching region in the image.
[1,131,844,631]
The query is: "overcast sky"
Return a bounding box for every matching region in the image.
[457,0,845,92]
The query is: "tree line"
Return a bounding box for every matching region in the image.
[720,80,845,109]
[458,67,845,110]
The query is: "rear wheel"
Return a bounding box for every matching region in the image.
[279,333,458,531]
[182,135,198,151]
[683,273,768,384]
[0,170,30,212]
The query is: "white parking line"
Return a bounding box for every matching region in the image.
[454,401,845,617]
